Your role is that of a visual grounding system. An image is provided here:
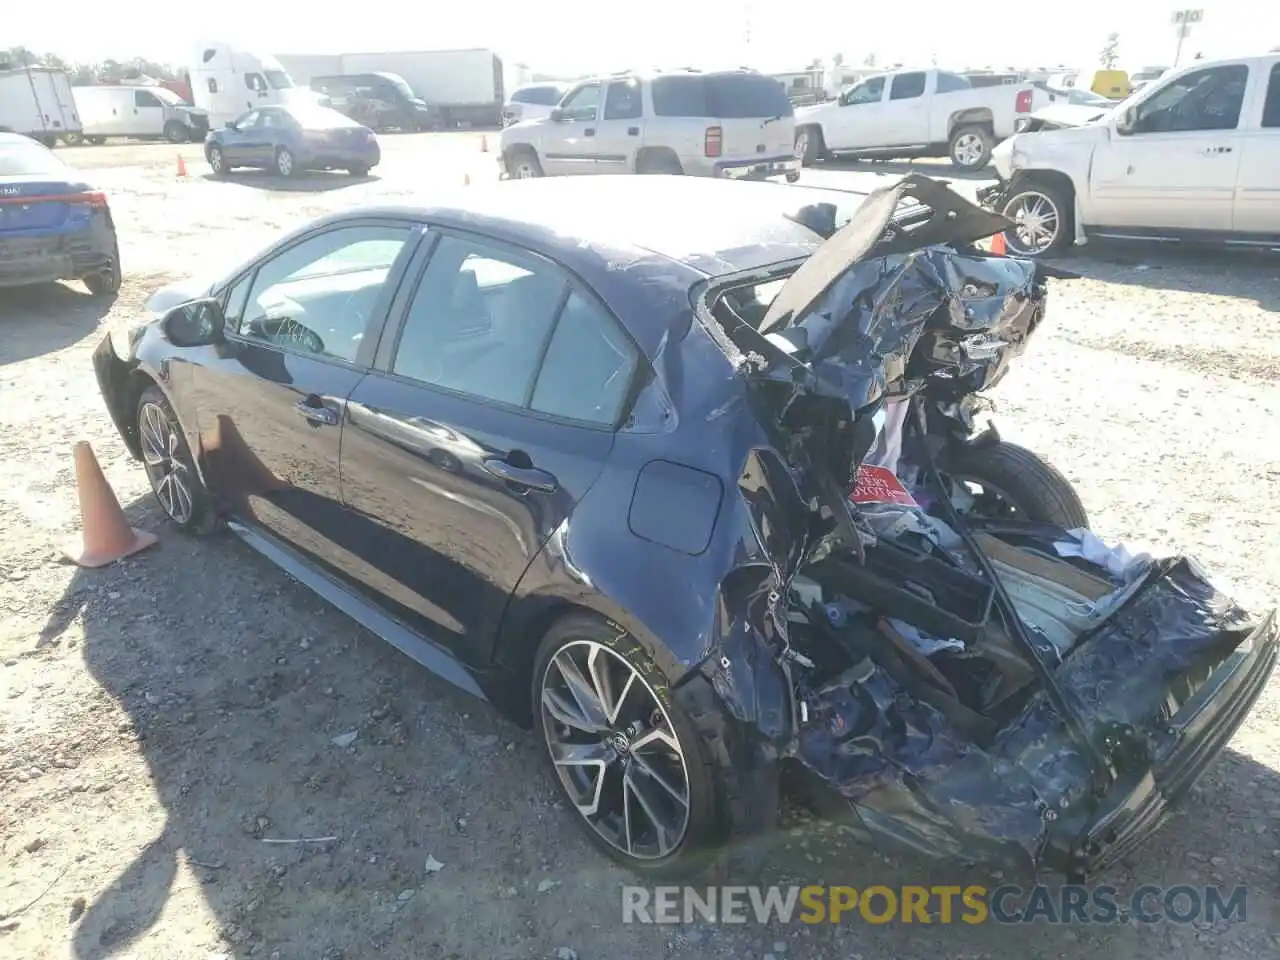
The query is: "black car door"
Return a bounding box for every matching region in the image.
[339,229,643,669]
[192,219,422,571]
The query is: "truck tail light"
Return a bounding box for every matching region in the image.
[705,126,722,158]
[1015,89,1032,113]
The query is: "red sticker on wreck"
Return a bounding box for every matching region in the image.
[851,465,919,507]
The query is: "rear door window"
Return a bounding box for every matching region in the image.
[889,72,927,100]
[1263,63,1280,128]
[651,76,710,117]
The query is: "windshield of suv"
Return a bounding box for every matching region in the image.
[512,84,565,106]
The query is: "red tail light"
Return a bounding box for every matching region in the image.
[70,192,109,208]
[704,126,723,158]
[0,190,106,207]
[1015,89,1032,113]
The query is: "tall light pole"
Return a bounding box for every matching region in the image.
[1170,9,1204,67]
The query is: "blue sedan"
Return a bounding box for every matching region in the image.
[204,104,381,179]
[0,132,121,295]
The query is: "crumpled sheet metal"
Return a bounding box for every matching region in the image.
[793,538,1272,870]
[796,660,1047,871]
[783,247,1046,412]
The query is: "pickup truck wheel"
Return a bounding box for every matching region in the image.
[795,126,824,166]
[164,121,189,144]
[506,147,544,178]
[1001,183,1073,257]
[948,125,992,170]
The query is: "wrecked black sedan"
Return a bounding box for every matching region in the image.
[93,174,1277,880]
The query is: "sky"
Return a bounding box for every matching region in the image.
[8,1,1279,77]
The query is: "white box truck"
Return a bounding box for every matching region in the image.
[336,49,505,127]
[0,66,82,145]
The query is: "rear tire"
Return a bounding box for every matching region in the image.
[274,146,297,178]
[635,152,682,175]
[531,613,747,879]
[948,124,993,170]
[207,144,226,176]
[84,241,122,298]
[87,136,106,146]
[945,441,1088,529]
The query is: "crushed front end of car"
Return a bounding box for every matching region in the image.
[695,173,1279,879]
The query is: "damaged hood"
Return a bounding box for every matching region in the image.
[1020,103,1112,132]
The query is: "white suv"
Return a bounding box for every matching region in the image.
[498,69,800,180]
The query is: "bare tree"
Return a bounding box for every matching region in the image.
[863,52,877,68]
[1099,32,1120,69]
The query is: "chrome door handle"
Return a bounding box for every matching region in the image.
[294,400,339,425]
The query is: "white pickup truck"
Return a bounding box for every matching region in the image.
[793,68,1038,170]
[982,53,1280,256]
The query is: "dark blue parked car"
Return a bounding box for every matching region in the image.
[91,176,1277,880]
[0,132,121,295]
[205,103,380,179]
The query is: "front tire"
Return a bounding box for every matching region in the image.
[62,131,84,146]
[207,144,226,176]
[532,614,723,878]
[164,121,189,144]
[348,164,370,177]
[1000,180,1074,257]
[505,146,543,178]
[944,440,1088,529]
[948,124,993,170]
[137,385,212,532]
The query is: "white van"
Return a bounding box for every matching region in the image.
[0,66,82,145]
[71,85,209,144]
[189,42,310,130]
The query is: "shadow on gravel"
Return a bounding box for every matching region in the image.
[1055,243,1280,310]
[0,283,115,365]
[813,157,995,182]
[203,172,380,193]
[38,489,1280,960]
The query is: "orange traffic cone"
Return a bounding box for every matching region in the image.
[989,231,1007,256]
[176,154,187,178]
[480,135,488,153]
[63,441,158,568]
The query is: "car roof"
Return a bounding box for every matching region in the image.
[359,177,874,279]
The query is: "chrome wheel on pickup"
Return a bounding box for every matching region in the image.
[1001,182,1073,257]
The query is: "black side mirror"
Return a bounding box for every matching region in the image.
[549,107,566,122]
[163,298,226,347]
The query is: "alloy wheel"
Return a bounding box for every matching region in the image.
[795,130,809,160]
[208,147,224,174]
[539,639,691,860]
[952,132,986,167]
[277,149,294,177]
[1003,191,1060,255]
[139,401,194,524]
[514,160,539,179]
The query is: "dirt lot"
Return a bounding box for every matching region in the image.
[1,134,1278,960]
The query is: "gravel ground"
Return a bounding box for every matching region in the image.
[1,136,1278,960]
